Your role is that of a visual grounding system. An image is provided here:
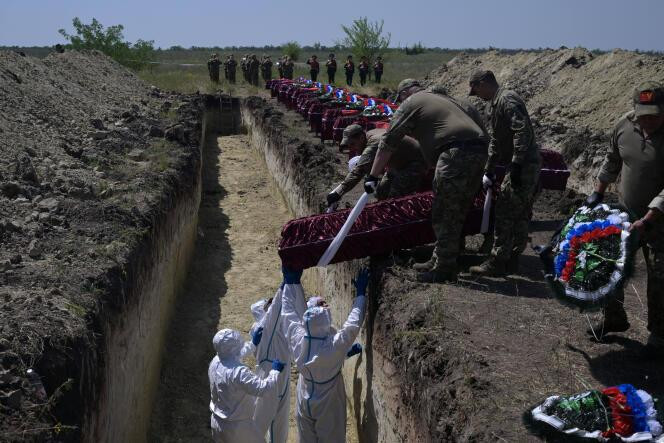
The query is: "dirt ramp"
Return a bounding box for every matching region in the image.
[426,48,664,193]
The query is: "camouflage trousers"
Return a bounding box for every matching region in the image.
[491,159,540,262]
[431,148,487,272]
[605,226,664,339]
[375,161,426,201]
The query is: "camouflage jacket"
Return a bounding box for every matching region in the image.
[486,87,539,172]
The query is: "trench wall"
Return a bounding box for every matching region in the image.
[79,109,211,442]
[241,97,431,442]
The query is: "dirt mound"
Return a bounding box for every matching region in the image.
[425,48,664,193]
[0,50,204,440]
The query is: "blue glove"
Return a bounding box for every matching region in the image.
[251,327,263,346]
[352,268,370,296]
[272,359,285,372]
[347,343,362,358]
[282,266,303,284]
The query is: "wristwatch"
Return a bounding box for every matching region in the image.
[642,218,653,232]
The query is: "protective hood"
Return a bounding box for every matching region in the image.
[307,296,323,309]
[303,306,332,338]
[250,299,267,322]
[212,329,244,360]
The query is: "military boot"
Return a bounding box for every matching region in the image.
[413,257,436,272]
[478,233,494,254]
[506,254,520,274]
[586,311,630,341]
[416,268,458,284]
[469,258,506,277]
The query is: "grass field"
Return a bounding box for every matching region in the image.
[137,48,460,95]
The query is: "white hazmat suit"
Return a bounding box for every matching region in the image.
[252,286,307,443]
[282,281,367,443]
[208,329,281,443]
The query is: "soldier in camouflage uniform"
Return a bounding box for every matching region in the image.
[225,55,237,83]
[281,56,294,80]
[261,55,273,82]
[248,54,260,86]
[325,125,426,206]
[207,53,221,83]
[584,81,664,354]
[365,79,489,283]
[467,70,541,277]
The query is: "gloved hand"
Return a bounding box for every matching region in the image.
[326,191,341,206]
[282,266,303,284]
[509,163,522,188]
[272,359,285,372]
[346,343,362,358]
[482,172,495,191]
[363,175,379,194]
[585,191,604,208]
[352,268,370,296]
[251,327,263,346]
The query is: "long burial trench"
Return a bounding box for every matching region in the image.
[148,96,366,442]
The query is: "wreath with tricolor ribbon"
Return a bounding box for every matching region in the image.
[546,203,637,310]
[526,385,664,442]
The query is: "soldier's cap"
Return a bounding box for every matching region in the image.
[312,54,317,58]
[468,69,496,96]
[329,53,335,57]
[397,78,422,95]
[633,81,664,117]
[340,124,365,147]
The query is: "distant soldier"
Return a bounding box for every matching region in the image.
[467,69,541,277]
[224,55,230,80]
[358,56,369,86]
[583,81,664,353]
[307,55,320,82]
[326,53,337,84]
[344,55,355,87]
[373,56,384,84]
[54,44,65,54]
[326,125,426,206]
[365,79,489,283]
[282,56,294,80]
[261,55,273,82]
[277,56,284,79]
[208,53,221,83]
[226,54,237,84]
[248,54,260,86]
[241,53,250,82]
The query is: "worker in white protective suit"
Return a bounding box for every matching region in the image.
[281,266,369,443]
[251,286,307,443]
[208,328,285,443]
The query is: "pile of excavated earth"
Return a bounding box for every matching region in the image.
[0,50,203,440]
[425,47,664,193]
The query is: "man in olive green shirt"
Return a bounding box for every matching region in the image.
[365,79,489,283]
[467,70,541,277]
[584,81,664,353]
[326,125,426,206]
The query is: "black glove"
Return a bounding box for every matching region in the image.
[364,175,379,194]
[509,163,522,188]
[326,191,341,206]
[585,191,604,208]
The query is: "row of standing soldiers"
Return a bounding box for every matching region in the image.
[208,52,385,87]
[306,53,383,86]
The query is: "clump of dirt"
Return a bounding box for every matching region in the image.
[425,48,664,193]
[0,49,204,440]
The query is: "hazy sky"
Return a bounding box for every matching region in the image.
[1,0,662,51]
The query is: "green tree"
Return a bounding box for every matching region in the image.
[281,41,301,61]
[59,17,154,69]
[340,17,391,77]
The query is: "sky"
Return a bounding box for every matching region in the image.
[1,0,663,51]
